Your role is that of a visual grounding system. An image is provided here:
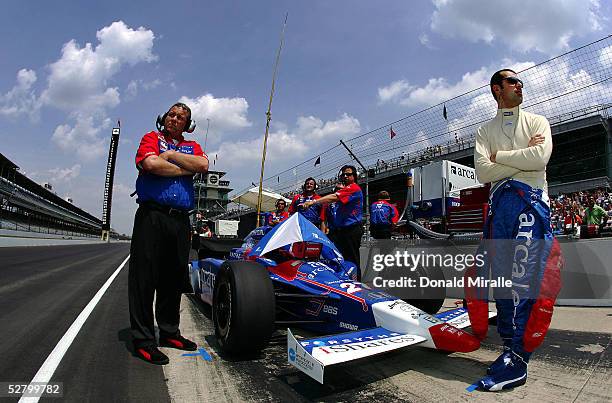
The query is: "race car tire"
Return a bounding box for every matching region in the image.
[213,260,275,355]
[403,264,446,315]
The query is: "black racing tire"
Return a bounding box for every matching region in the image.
[213,260,275,355]
[403,265,446,315]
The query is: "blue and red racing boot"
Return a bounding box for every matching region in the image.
[478,351,528,391]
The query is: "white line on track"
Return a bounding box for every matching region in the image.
[19,254,130,403]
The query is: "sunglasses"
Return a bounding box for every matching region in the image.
[502,76,524,87]
[341,172,355,177]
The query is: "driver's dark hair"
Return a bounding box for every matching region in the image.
[490,69,517,100]
[303,177,317,190]
[168,102,192,120]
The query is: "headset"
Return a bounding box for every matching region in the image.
[302,177,318,192]
[156,102,197,133]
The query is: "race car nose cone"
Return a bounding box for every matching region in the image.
[428,323,480,353]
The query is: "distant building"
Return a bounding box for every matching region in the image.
[194,170,233,219]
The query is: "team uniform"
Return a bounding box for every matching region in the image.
[129,131,207,349]
[369,200,399,239]
[327,183,363,279]
[469,106,563,391]
[267,210,289,226]
[288,193,325,226]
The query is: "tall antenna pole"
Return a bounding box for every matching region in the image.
[256,13,288,224]
[204,118,210,152]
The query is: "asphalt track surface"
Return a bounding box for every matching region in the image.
[0,243,610,402]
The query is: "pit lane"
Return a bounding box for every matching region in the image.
[0,244,609,402]
[166,296,611,402]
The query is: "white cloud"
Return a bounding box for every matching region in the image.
[41,21,156,114]
[378,60,534,108]
[210,113,361,171]
[28,21,157,160]
[125,78,162,99]
[377,80,414,104]
[0,69,41,120]
[418,33,434,49]
[179,93,252,136]
[126,80,138,98]
[429,0,603,54]
[600,45,612,68]
[51,117,107,160]
[49,164,81,182]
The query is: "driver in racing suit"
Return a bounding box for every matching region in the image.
[467,69,562,391]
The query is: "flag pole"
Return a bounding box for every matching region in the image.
[256,13,288,226]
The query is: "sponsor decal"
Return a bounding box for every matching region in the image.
[229,251,242,260]
[178,145,194,154]
[322,305,338,315]
[339,322,359,331]
[159,140,169,152]
[289,348,296,362]
[450,165,475,180]
[387,300,438,324]
[300,332,402,347]
[314,335,417,353]
[201,270,216,290]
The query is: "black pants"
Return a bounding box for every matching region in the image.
[128,205,191,348]
[370,224,392,239]
[329,224,363,280]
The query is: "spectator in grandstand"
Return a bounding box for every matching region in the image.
[199,223,213,238]
[288,177,325,229]
[267,198,289,226]
[129,102,208,365]
[470,69,562,391]
[563,207,582,234]
[302,165,363,280]
[370,190,399,239]
[584,196,607,228]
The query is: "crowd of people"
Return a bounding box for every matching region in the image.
[550,187,612,235]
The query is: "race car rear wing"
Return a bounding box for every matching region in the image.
[287,327,426,383]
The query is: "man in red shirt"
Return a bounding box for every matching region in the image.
[288,177,326,229]
[302,165,363,279]
[268,199,289,226]
[130,103,208,365]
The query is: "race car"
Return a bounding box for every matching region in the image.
[189,213,491,383]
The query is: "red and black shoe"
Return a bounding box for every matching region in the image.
[135,345,169,365]
[159,335,197,351]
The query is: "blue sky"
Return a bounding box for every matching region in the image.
[1,0,609,234]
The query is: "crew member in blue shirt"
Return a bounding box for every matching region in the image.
[370,190,399,239]
[129,103,208,365]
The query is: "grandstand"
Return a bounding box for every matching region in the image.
[0,153,103,238]
[222,35,612,223]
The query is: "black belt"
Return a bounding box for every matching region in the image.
[141,201,191,217]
